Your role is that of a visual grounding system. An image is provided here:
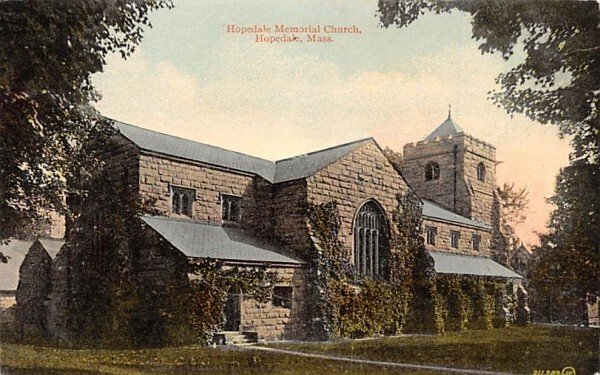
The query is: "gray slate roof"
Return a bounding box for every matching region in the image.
[425,116,463,141]
[273,139,371,183]
[422,200,491,230]
[142,216,304,265]
[0,238,64,291]
[429,251,522,279]
[114,121,370,184]
[116,121,276,181]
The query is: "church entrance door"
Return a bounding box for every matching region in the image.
[224,293,241,331]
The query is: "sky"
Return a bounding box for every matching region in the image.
[92,0,572,246]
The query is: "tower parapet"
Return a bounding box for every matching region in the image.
[401,115,496,225]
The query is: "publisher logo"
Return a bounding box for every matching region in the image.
[532,367,576,375]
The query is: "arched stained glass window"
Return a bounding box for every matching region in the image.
[353,201,388,278]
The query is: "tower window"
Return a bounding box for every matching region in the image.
[425,162,440,181]
[221,194,242,223]
[426,226,437,245]
[477,162,486,182]
[450,230,460,248]
[171,186,195,217]
[353,201,388,278]
[472,234,481,251]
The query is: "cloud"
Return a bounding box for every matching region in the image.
[92,41,571,246]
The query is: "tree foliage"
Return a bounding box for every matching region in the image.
[0,0,172,245]
[493,182,529,265]
[529,162,599,323]
[378,0,599,163]
[379,0,599,323]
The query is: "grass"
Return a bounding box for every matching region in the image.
[0,325,597,374]
[0,344,436,375]
[268,325,600,374]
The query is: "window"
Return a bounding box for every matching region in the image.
[477,162,486,182]
[472,234,481,251]
[450,230,460,248]
[171,186,195,217]
[273,286,293,308]
[426,226,437,245]
[425,161,440,181]
[353,201,388,278]
[221,194,242,223]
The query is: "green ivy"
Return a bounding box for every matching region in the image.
[305,193,517,340]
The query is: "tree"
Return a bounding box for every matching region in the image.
[378,0,600,163]
[493,182,529,265]
[378,0,599,317]
[529,161,599,323]
[0,0,173,249]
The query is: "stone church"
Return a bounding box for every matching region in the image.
[2,113,522,342]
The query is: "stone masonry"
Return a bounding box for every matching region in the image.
[402,133,496,225]
[16,117,519,344]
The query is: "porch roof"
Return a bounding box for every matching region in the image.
[429,251,522,279]
[142,216,304,266]
[422,200,491,230]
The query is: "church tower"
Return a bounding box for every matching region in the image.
[401,112,496,225]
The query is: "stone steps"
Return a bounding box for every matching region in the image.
[213,331,258,346]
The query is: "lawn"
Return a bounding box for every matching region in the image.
[0,325,597,375]
[268,325,600,375]
[0,343,434,375]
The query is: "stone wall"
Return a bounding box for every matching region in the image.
[268,180,310,257]
[402,134,496,225]
[138,153,260,228]
[422,218,492,256]
[240,266,308,341]
[402,137,463,214]
[16,241,53,339]
[462,136,496,224]
[47,244,75,343]
[307,140,409,249]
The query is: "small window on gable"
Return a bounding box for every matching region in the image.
[477,162,486,182]
[273,286,292,308]
[221,194,242,223]
[426,226,437,246]
[450,230,460,249]
[425,162,440,181]
[171,186,195,217]
[472,234,481,251]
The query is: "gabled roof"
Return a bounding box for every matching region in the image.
[142,216,304,266]
[429,251,522,279]
[116,121,276,181]
[422,200,491,230]
[273,138,371,183]
[0,238,64,291]
[114,120,371,184]
[425,116,463,141]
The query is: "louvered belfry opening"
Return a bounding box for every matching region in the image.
[353,201,388,278]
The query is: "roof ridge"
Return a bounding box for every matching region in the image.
[274,137,373,163]
[111,119,276,164]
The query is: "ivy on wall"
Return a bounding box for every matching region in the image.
[305,193,513,340]
[165,259,278,345]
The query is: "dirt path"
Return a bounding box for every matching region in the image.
[243,345,521,375]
